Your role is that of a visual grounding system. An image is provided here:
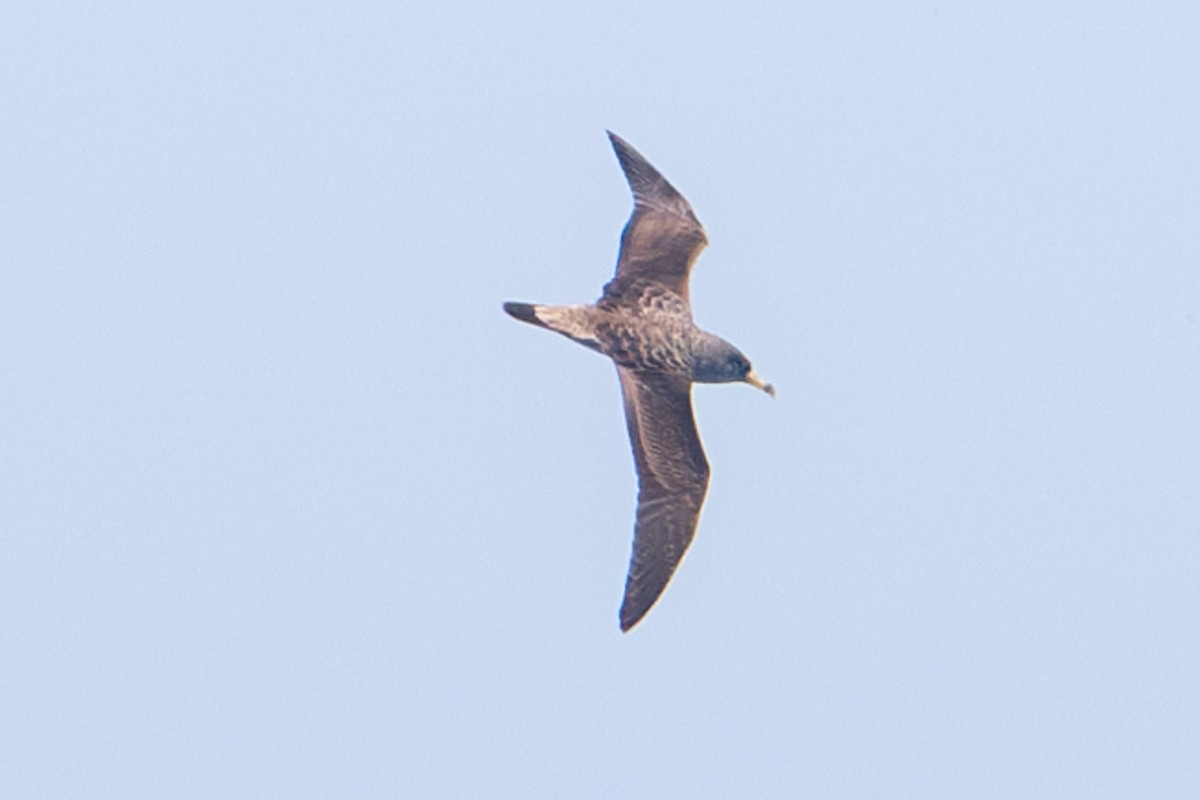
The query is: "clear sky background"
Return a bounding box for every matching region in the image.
[3,2,1198,797]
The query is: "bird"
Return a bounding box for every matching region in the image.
[504,131,774,632]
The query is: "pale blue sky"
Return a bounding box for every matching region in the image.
[3,2,1199,797]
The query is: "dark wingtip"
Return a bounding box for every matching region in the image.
[606,131,643,174]
[605,131,693,219]
[619,608,641,633]
[618,595,656,633]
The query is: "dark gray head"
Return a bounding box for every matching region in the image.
[692,334,775,396]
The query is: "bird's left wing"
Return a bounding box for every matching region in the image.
[602,132,708,307]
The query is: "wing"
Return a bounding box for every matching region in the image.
[603,132,708,306]
[616,367,711,631]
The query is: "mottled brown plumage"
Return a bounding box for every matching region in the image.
[504,132,773,631]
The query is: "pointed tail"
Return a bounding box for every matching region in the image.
[503,301,549,328]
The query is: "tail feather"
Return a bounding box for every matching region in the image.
[504,301,602,353]
[503,301,548,328]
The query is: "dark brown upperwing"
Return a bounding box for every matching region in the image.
[604,132,708,306]
[616,367,711,631]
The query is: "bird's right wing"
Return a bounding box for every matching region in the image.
[616,366,711,631]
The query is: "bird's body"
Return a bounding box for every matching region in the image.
[504,132,772,631]
[506,294,721,375]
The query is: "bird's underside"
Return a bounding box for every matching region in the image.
[504,131,769,631]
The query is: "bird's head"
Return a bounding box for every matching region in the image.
[692,336,775,396]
